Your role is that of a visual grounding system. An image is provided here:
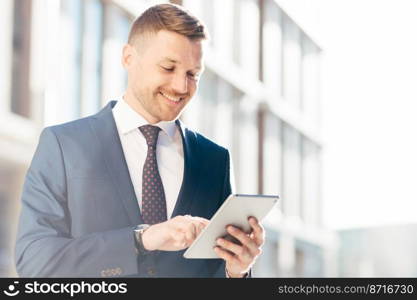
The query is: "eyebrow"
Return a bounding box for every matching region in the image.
[160,57,202,71]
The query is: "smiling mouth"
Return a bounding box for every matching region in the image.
[159,91,183,103]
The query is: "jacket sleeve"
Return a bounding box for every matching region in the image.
[15,127,139,277]
[222,150,233,201]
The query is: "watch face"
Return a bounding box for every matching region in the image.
[135,224,150,232]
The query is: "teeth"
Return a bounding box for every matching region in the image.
[161,92,181,102]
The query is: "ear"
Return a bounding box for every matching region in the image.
[121,44,135,69]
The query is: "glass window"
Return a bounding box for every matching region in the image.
[232,0,240,66]
[262,111,282,195]
[301,36,320,125]
[10,0,32,118]
[282,15,301,109]
[81,0,104,116]
[252,229,279,277]
[0,193,14,276]
[191,69,218,137]
[277,233,296,276]
[236,0,260,79]
[58,0,83,121]
[282,123,301,217]
[301,138,321,225]
[234,96,258,194]
[212,80,236,150]
[101,3,131,104]
[212,0,234,61]
[186,0,214,48]
[262,0,282,96]
[295,239,324,276]
[0,167,20,276]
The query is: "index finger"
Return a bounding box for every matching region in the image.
[189,216,210,226]
[185,216,209,236]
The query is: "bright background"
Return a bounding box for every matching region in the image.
[317,0,417,229]
[1,0,417,277]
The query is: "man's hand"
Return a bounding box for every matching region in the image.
[141,215,209,251]
[214,217,265,278]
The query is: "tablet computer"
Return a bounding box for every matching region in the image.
[183,194,279,259]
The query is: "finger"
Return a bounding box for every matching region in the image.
[190,216,210,224]
[213,246,239,265]
[195,221,206,236]
[171,230,187,248]
[176,215,209,230]
[248,217,265,246]
[248,217,262,234]
[170,216,194,230]
[190,218,210,231]
[226,226,259,255]
[182,215,209,224]
[172,217,196,234]
[173,222,194,246]
[188,218,209,236]
[171,216,208,241]
[216,238,253,262]
[184,222,197,242]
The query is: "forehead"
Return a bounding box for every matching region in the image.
[142,30,204,68]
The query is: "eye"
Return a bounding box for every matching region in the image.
[187,72,200,80]
[161,66,174,72]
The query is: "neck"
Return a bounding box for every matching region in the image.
[123,90,160,124]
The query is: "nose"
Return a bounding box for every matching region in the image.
[171,73,188,95]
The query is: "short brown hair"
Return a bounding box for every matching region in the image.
[128,3,208,45]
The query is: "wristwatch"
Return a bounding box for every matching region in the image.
[133,224,151,256]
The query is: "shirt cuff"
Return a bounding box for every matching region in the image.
[225,267,249,278]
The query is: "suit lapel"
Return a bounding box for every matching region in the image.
[89,101,143,225]
[171,119,202,217]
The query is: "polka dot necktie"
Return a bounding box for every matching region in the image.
[139,125,167,225]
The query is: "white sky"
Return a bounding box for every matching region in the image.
[279,0,417,229]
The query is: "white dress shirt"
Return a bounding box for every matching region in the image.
[112,97,184,220]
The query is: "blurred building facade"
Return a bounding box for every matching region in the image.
[0,0,338,276]
[338,224,417,277]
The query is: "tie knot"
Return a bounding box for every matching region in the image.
[139,125,161,147]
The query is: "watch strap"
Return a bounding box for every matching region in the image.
[133,224,151,256]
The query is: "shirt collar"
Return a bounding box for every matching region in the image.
[113,96,177,140]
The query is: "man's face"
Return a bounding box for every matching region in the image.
[122,30,204,123]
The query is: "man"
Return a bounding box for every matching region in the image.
[15,3,264,278]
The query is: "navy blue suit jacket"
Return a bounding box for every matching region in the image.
[15,101,231,277]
